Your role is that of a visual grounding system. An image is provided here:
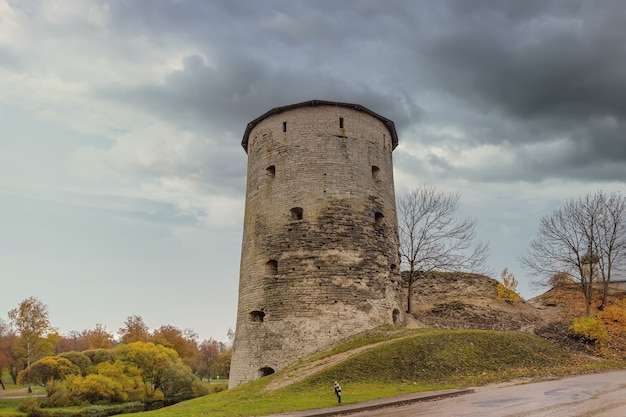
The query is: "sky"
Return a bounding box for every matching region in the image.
[1,0,626,342]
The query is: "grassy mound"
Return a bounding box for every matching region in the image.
[300,330,571,386]
[145,329,622,417]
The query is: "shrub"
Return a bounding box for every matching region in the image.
[570,316,610,348]
[71,374,128,403]
[18,357,81,387]
[83,349,116,366]
[496,269,523,303]
[42,379,74,407]
[59,351,92,376]
[17,397,42,417]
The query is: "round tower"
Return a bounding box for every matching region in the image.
[229,100,404,388]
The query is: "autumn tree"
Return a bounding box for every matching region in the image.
[196,338,220,380]
[152,325,198,369]
[0,318,9,390]
[118,315,151,344]
[17,356,81,387]
[114,341,203,398]
[398,186,489,313]
[8,297,52,392]
[217,349,232,379]
[496,268,523,302]
[520,191,626,316]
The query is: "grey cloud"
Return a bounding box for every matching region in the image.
[96,51,417,136]
[94,0,626,186]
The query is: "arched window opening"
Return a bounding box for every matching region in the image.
[372,166,380,180]
[266,165,276,178]
[290,207,303,220]
[266,260,278,274]
[250,311,265,323]
[375,212,384,226]
[259,367,275,378]
[339,117,344,128]
[392,309,400,325]
[282,121,287,132]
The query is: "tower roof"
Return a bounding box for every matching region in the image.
[241,99,399,152]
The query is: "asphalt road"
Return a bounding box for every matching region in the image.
[349,370,626,417]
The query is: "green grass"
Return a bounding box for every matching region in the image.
[144,329,624,417]
[0,398,22,417]
[3,329,624,417]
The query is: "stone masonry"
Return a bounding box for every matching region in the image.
[229,100,405,388]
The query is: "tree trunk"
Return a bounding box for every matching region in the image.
[406,278,413,314]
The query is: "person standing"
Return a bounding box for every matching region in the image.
[334,381,342,404]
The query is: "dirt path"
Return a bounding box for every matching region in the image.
[263,334,415,392]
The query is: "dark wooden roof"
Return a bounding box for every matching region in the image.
[241,99,399,152]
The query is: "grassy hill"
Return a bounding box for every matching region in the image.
[145,274,626,416]
[145,327,623,417]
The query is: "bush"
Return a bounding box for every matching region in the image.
[18,357,81,387]
[83,349,116,366]
[59,351,92,376]
[71,374,128,403]
[496,268,523,303]
[570,316,610,348]
[17,398,42,417]
[42,379,74,407]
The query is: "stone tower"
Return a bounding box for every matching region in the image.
[229,100,404,388]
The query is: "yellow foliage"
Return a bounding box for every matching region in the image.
[496,268,523,302]
[603,305,626,324]
[71,374,128,403]
[570,316,610,348]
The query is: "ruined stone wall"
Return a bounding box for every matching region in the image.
[229,103,404,388]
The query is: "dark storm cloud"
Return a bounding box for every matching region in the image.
[95,0,626,184]
[96,51,418,139]
[417,1,626,122]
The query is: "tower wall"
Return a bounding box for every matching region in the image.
[229,101,404,388]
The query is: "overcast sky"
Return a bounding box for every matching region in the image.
[2,0,625,342]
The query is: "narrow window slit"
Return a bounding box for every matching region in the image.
[372,166,380,180]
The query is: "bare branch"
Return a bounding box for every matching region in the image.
[398,186,490,313]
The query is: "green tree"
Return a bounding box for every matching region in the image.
[8,297,52,392]
[83,348,116,366]
[59,351,92,376]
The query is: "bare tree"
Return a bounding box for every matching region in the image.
[398,186,490,314]
[520,191,626,316]
[593,191,626,308]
